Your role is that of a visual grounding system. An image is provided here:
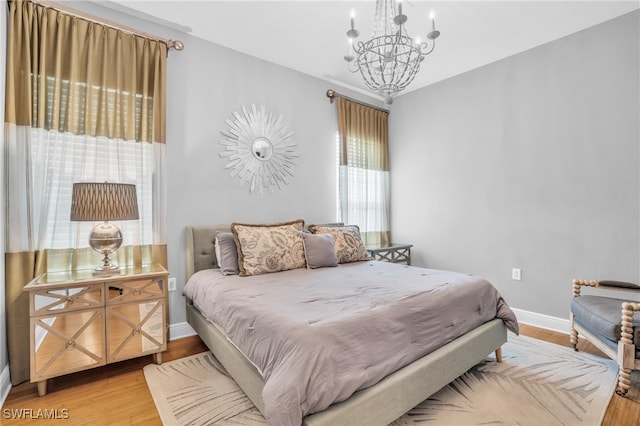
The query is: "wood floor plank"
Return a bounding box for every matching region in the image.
[1,325,637,425]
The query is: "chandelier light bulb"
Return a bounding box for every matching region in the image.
[347,8,359,39]
[427,10,440,40]
[394,0,408,26]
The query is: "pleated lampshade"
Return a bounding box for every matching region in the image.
[70,182,139,222]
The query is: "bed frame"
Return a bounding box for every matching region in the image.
[185,225,507,426]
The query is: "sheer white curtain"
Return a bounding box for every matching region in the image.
[28,129,162,261]
[339,166,390,245]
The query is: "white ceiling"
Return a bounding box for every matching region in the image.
[98,0,639,101]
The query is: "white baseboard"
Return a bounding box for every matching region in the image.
[169,321,196,341]
[1,364,11,407]
[512,308,570,334]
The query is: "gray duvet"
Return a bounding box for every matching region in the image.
[183,260,518,426]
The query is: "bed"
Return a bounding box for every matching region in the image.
[183,224,518,426]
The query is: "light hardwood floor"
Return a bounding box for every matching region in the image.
[2,324,638,425]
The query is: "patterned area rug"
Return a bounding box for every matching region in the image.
[143,334,617,425]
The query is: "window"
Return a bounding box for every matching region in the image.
[30,77,156,250]
[335,98,390,247]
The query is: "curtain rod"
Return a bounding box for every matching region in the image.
[27,0,184,51]
[326,89,389,114]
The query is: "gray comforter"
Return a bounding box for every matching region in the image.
[183,261,518,425]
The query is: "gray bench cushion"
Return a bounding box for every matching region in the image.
[572,295,640,344]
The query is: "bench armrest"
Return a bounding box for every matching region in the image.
[573,278,640,297]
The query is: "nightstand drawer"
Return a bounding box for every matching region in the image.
[29,284,104,316]
[106,276,166,305]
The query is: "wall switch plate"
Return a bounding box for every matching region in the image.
[168,277,177,292]
[512,268,521,281]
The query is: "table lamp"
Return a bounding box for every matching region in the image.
[70,182,139,274]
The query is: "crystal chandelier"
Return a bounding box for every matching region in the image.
[344,0,440,105]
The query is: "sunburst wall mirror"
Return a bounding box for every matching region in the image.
[219,105,298,193]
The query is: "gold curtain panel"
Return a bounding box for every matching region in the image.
[5,0,167,143]
[337,97,390,171]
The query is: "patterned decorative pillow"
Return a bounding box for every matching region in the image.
[307,224,373,264]
[231,219,306,276]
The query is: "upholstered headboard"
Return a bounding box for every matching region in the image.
[185,225,230,282]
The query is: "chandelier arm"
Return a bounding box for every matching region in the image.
[419,41,436,56]
[347,61,361,73]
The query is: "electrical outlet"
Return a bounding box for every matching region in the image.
[511,268,521,281]
[168,277,177,292]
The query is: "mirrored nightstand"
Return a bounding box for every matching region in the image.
[24,264,168,396]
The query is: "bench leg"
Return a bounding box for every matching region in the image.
[569,314,579,351]
[495,347,502,363]
[616,368,631,396]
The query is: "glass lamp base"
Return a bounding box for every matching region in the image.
[92,263,121,276]
[89,222,123,274]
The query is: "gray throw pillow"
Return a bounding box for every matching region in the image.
[214,232,239,275]
[302,232,338,269]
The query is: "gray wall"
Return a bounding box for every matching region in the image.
[389,11,640,319]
